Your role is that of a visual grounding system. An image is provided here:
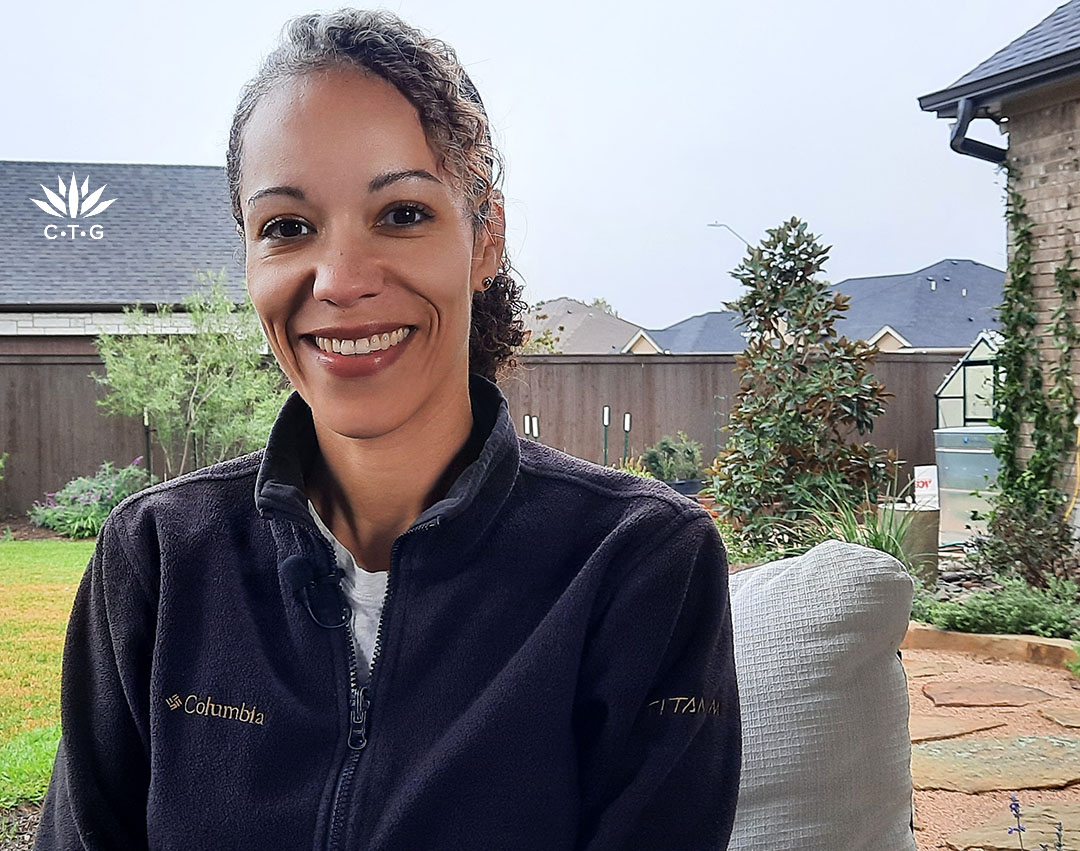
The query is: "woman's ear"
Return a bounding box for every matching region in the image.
[471,194,506,292]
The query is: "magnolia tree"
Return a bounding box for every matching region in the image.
[709,218,895,544]
[94,273,290,479]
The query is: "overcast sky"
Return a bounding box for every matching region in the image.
[0,1,1063,328]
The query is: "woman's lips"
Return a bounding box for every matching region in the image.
[302,327,414,379]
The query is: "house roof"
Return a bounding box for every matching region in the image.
[523,297,643,354]
[919,1,1080,117]
[646,310,747,354]
[646,259,1002,354]
[834,259,1002,348]
[1,160,245,310]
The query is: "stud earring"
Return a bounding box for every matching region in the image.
[481,276,494,291]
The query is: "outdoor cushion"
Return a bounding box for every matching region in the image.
[727,540,916,851]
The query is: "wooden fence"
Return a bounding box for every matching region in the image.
[0,350,958,516]
[501,353,957,475]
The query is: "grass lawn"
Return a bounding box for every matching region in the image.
[0,540,93,807]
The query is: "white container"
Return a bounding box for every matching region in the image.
[933,426,1002,546]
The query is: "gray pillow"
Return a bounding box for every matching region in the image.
[727,540,916,850]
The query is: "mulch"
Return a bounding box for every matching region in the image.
[0,804,39,851]
[0,517,71,542]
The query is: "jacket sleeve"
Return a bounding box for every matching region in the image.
[34,513,155,851]
[573,510,741,851]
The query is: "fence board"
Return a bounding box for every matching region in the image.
[0,351,957,516]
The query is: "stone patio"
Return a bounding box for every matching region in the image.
[903,648,1080,850]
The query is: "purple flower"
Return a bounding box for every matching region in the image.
[131,456,144,467]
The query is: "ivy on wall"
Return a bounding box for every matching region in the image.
[972,163,1080,583]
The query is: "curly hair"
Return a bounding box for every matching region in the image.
[225,8,525,380]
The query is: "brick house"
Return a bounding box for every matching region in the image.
[920,0,1080,496]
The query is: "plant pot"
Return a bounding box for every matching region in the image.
[666,479,705,497]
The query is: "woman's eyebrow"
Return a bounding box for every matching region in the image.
[246,185,305,208]
[246,171,441,209]
[368,169,442,193]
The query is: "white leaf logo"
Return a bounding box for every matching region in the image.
[30,173,117,220]
[67,173,79,218]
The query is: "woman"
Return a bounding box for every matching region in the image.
[35,10,740,850]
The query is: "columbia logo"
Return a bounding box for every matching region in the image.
[30,173,116,220]
[166,694,183,711]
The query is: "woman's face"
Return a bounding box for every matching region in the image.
[239,68,498,440]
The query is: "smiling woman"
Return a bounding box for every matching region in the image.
[33,9,741,851]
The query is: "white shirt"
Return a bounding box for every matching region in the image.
[307,501,388,680]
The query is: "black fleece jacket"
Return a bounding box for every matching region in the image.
[35,376,740,850]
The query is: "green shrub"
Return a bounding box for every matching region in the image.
[28,458,153,538]
[777,480,918,571]
[966,491,1080,587]
[641,432,703,481]
[610,457,654,478]
[912,576,1080,639]
[707,218,894,547]
[714,520,777,567]
[0,452,7,481]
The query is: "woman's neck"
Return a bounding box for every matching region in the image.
[306,385,475,573]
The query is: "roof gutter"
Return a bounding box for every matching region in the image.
[949,98,1007,164]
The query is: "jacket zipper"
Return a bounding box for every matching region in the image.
[324,516,440,851]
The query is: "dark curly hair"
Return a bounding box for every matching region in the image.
[226,8,525,380]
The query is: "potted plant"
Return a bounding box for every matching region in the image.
[641,432,704,496]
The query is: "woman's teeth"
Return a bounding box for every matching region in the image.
[313,327,411,356]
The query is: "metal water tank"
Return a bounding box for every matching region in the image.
[933,426,1002,545]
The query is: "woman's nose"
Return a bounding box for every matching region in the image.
[311,235,386,307]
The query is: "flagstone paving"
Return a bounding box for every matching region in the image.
[923,681,1057,707]
[904,649,1080,849]
[913,736,1080,793]
[944,801,1080,850]
[909,714,1006,743]
[905,659,960,678]
[1042,705,1080,728]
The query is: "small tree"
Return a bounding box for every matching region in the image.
[94,273,290,478]
[520,309,564,354]
[709,218,895,544]
[588,297,619,318]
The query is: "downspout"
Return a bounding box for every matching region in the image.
[949,97,1008,164]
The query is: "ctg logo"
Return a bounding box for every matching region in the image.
[29,173,117,240]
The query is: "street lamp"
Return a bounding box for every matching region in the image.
[706,221,751,247]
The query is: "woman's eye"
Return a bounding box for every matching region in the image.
[260,218,312,240]
[380,205,432,227]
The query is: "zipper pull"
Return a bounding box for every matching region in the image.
[348,685,369,750]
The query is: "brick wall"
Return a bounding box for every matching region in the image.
[1005,94,1080,507]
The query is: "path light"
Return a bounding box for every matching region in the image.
[143,407,152,481]
[602,406,610,465]
[623,412,632,463]
[531,416,540,442]
[523,414,531,438]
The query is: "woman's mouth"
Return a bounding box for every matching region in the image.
[312,326,412,356]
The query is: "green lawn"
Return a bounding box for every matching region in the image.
[0,540,93,806]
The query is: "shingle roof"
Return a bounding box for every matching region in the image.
[646,259,1003,354]
[647,311,747,354]
[523,297,643,354]
[834,259,1002,348]
[1,160,245,309]
[920,1,1080,116]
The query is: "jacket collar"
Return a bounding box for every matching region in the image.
[254,375,520,535]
